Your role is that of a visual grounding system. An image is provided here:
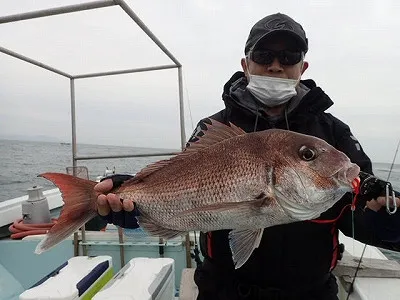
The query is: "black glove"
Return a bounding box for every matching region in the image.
[99,174,140,229]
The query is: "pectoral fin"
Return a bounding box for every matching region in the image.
[228,228,264,269]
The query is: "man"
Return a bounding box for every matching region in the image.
[95,13,400,300]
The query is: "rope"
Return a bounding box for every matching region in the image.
[8,218,58,239]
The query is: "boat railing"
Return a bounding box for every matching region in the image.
[75,151,179,161]
[0,0,192,269]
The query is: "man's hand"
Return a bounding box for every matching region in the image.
[94,179,136,225]
[366,196,400,212]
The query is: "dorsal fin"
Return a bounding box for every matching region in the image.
[122,119,246,185]
[184,119,246,153]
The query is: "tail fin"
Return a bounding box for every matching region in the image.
[35,172,98,254]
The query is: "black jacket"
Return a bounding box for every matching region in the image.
[190,72,400,295]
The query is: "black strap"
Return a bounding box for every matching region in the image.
[100,174,134,187]
[199,231,208,258]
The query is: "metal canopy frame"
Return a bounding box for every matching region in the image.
[0,0,192,268]
[0,0,186,168]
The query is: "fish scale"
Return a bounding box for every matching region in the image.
[127,160,268,230]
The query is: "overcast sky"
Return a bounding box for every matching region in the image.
[0,0,399,163]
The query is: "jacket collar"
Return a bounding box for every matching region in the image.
[221,71,334,119]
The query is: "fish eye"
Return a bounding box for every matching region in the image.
[299,146,316,161]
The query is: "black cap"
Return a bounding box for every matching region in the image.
[245,13,308,55]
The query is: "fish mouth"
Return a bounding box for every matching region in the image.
[336,163,360,186]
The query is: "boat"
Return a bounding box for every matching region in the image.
[1,1,400,299]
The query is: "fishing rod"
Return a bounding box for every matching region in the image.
[387,138,400,181]
[345,137,400,300]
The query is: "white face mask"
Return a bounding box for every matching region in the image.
[246,63,301,107]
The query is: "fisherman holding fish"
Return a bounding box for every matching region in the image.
[40,12,400,300]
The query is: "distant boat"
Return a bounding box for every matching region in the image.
[60,142,71,146]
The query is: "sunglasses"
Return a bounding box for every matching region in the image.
[249,49,303,66]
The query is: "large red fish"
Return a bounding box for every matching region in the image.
[35,120,360,268]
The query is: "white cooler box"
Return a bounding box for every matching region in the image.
[19,256,113,300]
[93,257,175,300]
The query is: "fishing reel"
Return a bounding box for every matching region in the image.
[358,171,398,215]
